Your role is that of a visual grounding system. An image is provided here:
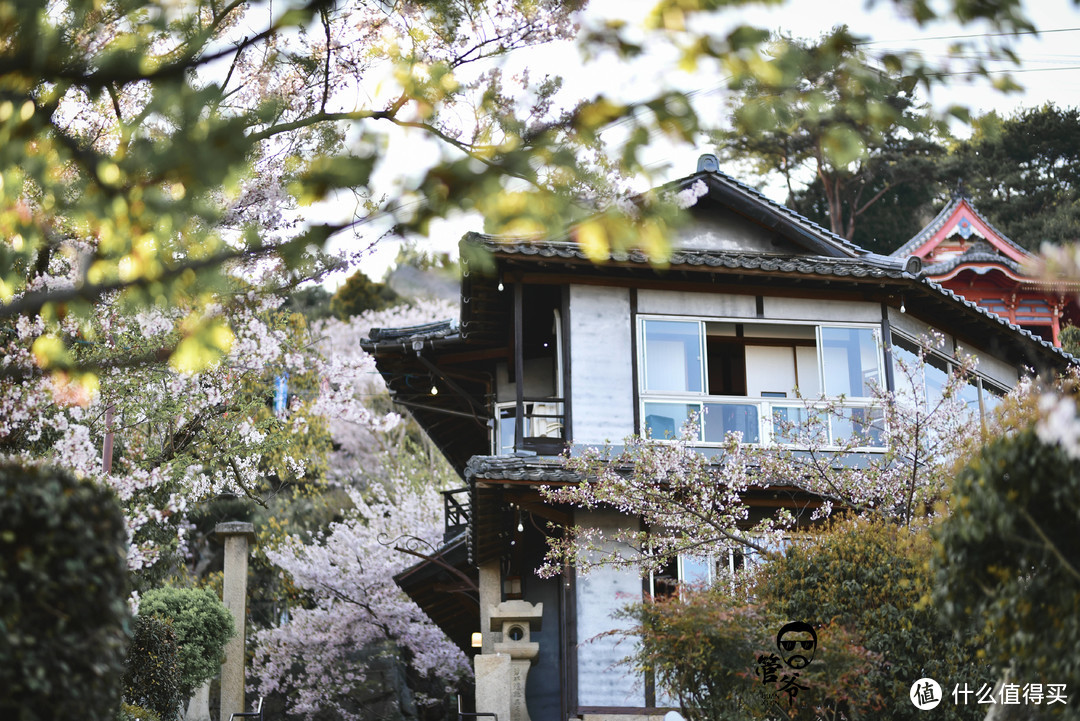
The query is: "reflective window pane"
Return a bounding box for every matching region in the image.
[679,556,712,585]
[959,378,981,420]
[772,406,829,446]
[703,402,759,443]
[643,320,703,393]
[644,402,700,440]
[821,327,881,397]
[983,385,1005,418]
[830,406,886,447]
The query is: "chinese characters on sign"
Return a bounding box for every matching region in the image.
[952,683,1068,706]
[909,679,1070,710]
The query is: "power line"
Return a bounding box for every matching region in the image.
[935,64,1080,77]
[858,26,1080,45]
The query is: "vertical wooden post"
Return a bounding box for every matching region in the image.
[514,282,525,452]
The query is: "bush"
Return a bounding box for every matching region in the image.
[116,702,163,721]
[140,585,234,698]
[0,460,129,721]
[938,425,1080,688]
[123,615,183,721]
[620,586,880,721]
[761,517,983,720]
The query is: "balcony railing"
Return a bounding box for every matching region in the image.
[442,488,470,542]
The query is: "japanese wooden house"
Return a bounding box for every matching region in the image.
[361,157,1071,721]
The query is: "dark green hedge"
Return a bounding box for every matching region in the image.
[0,460,130,721]
[123,615,183,721]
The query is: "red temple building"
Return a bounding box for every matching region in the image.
[891,193,1080,347]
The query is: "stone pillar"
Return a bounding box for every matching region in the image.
[477,562,501,655]
[216,522,255,721]
[184,681,211,721]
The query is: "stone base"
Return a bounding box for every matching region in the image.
[185,682,211,721]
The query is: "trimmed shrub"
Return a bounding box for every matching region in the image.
[0,460,129,721]
[116,702,163,721]
[140,585,234,698]
[123,615,183,721]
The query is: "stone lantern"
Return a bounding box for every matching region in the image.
[476,600,543,721]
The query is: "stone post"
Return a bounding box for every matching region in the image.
[216,521,255,721]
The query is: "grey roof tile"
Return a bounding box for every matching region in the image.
[465,455,581,483]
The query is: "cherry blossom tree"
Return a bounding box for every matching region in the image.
[252,482,471,720]
[538,335,981,579]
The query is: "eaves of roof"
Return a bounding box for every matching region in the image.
[465,455,580,484]
[373,240,1074,366]
[462,234,915,280]
[923,252,1027,277]
[361,319,462,351]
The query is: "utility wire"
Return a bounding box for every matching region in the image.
[858,26,1080,45]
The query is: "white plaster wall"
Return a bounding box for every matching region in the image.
[575,509,646,708]
[669,213,800,254]
[763,297,880,323]
[888,308,953,351]
[569,285,634,445]
[637,289,756,318]
[955,341,1021,389]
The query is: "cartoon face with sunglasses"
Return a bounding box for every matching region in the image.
[776,621,817,669]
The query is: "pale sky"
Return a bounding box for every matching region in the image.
[336,0,1080,284]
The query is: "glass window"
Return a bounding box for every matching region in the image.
[892,338,950,407]
[830,406,886,447]
[679,556,713,586]
[643,319,702,393]
[924,355,950,407]
[644,402,699,440]
[498,407,516,454]
[982,384,1005,417]
[772,406,828,446]
[821,327,880,397]
[703,402,759,443]
[959,378,981,419]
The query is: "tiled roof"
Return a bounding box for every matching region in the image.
[892,195,1031,259]
[465,455,581,483]
[372,237,1070,362]
[463,235,913,280]
[365,319,459,344]
[923,251,1026,277]
[676,171,870,258]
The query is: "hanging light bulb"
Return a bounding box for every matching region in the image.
[498,281,505,292]
[900,296,906,314]
[430,384,439,395]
